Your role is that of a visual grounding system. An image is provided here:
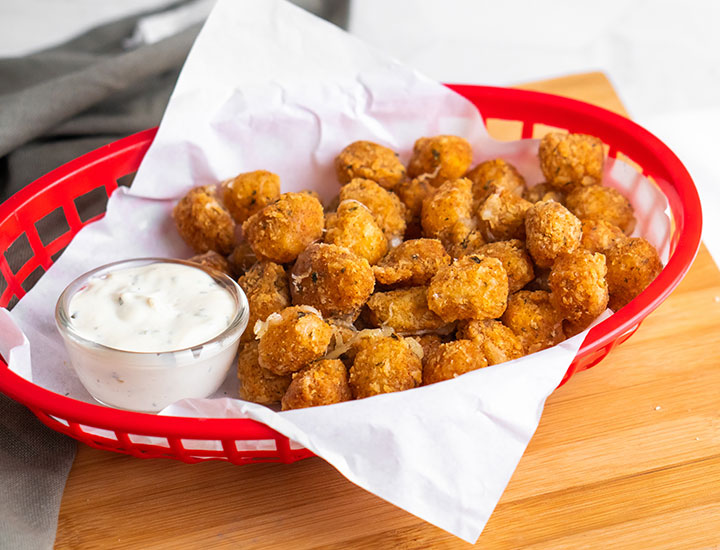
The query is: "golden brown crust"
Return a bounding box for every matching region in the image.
[474,239,534,294]
[187,250,232,277]
[525,200,582,268]
[237,261,290,342]
[445,229,487,259]
[566,185,636,234]
[237,341,291,404]
[281,359,352,410]
[466,158,526,206]
[502,290,565,354]
[221,170,281,224]
[477,189,533,242]
[427,255,508,322]
[257,306,333,376]
[242,192,324,263]
[172,185,236,255]
[339,178,407,242]
[393,177,434,223]
[227,241,258,277]
[324,200,388,265]
[606,237,663,311]
[421,177,476,247]
[290,243,375,318]
[457,319,525,365]
[335,141,406,190]
[549,249,609,324]
[407,135,473,187]
[523,182,566,205]
[422,340,488,385]
[366,286,448,334]
[539,132,604,190]
[373,238,451,286]
[349,335,422,398]
[580,219,627,255]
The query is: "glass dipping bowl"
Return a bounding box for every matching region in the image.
[55,258,249,413]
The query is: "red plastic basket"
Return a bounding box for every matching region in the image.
[0,85,702,464]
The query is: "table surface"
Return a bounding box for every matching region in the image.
[55,72,720,550]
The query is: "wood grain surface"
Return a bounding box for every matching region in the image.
[54,72,720,550]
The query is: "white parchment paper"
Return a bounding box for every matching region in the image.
[0,0,672,542]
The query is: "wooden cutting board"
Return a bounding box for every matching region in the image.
[54,72,720,550]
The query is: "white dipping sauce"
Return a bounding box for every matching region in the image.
[69,263,235,352]
[58,260,247,413]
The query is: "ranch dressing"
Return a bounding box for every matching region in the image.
[68,263,235,352]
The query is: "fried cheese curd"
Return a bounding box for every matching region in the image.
[256,306,333,376]
[334,141,406,190]
[549,249,609,324]
[339,178,407,243]
[466,158,526,205]
[393,178,434,223]
[407,135,473,187]
[457,319,524,365]
[422,339,488,385]
[410,333,443,365]
[539,132,604,190]
[427,255,508,323]
[242,192,324,263]
[324,200,388,265]
[366,286,447,334]
[565,185,636,234]
[421,177,476,247]
[349,334,422,398]
[477,189,533,242]
[221,170,280,225]
[525,200,582,268]
[502,290,565,354]
[445,229,487,259]
[523,182,566,205]
[606,237,663,311]
[237,341,291,405]
[238,261,290,342]
[373,238,450,286]
[580,219,626,255]
[281,359,352,410]
[173,185,236,254]
[187,250,232,277]
[475,239,534,294]
[291,243,375,318]
[227,241,258,275]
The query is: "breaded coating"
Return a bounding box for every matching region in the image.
[172,185,236,255]
[427,255,508,322]
[324,200,388,265]
[466,158,526,206]
[187,250,232,277]
[291,243,375,318]
[563,318,593,338]
[475,239,534,294]
[502,290,565,354]
[580,219,626,255]
[227,241,258,276]
[524,267,551,292]
[410,334,443,367]
[422,340,488,385]
[366,286,447,334]
[281,359,352,410]
[335,141,406,190]
[257,306,333,376]
[566,185,636,234]
[421,177,476,247]
[445,229,487,259]
[549,249,609,324]
[407,135,473,187]
[339,178,407,243]
[242,192,324,263]
[349,334,422,398]
[525,200,582,268]
[237,341,291,405]
[606,237,663,311]
[393,177,434,223]
[477,188,533,242]
[373,238,451,286]
[238,261,290,342]
[221,170,280,224]
[524,182,566,205]
[457,319,525,365]
[539,132,604,190]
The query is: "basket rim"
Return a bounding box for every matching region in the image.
[0,84,703,441]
